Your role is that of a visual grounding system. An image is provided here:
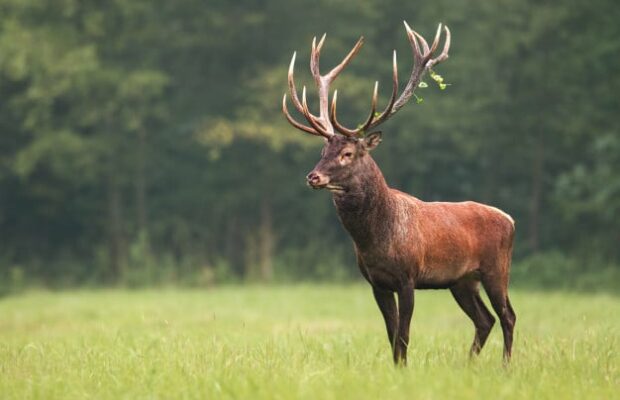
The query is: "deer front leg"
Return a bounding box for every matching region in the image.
[394,284,415,366]
[372,287,398,353]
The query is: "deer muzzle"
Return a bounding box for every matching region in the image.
[306,171,330,189]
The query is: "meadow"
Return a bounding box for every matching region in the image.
[0,285,617,399]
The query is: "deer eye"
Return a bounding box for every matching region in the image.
[343,152,353,158]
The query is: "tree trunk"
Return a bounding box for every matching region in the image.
[480,151,497,205]
[242,199,275,282]
[224,216,243,277]
[528,135,544,252]
[244,232,258,281]
[107,173,127,283]
[135,128,149,241]
[258,198,274,282]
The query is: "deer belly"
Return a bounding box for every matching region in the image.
[416,260,480,289]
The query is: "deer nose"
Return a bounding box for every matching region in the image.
[306,171,327,187]
[307,172,320,185]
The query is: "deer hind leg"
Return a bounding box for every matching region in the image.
[480,271,516,362]
[450,279,495,356]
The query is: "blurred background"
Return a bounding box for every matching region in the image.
[0,0,618,293]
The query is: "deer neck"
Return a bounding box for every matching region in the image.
[332,155,394,249]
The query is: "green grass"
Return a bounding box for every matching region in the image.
[0,285,618,399]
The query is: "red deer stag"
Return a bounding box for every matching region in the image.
[282,22,516,365]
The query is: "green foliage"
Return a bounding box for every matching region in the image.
[0,0,618,286]
[511,252,620,294]
[553,133,620,257]
[429,70,449,90]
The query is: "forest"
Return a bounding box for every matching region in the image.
[0,0,618,289]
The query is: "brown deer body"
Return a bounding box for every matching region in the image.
[283,22,516,365]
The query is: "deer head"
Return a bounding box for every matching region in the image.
[282,21,451,193]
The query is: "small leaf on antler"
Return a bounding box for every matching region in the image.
[430,69,450,90]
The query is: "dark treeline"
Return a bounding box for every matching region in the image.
[0,0,618,288]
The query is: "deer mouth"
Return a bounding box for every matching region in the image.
[325,184,346,193]
[308,182,345,193]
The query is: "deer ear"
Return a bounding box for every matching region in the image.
[362,131,382,151]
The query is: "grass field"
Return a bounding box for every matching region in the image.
[0,285,618,399]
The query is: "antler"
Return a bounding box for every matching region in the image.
[282,35,364,138]
[330,21,451,136]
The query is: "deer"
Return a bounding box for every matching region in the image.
[282,22,516,366]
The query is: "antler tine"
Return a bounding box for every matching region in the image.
[287,52,305,114]
[310,35,325,85]
[317,33,327,50]
[330,80,379,137]
[326,36,364,81]
[282,94,323,136]
[330,90,358,137]
[429,23,442,54]
[301,86,331,138]
[428,25,451,68]
[403,21,424,65]
[360,81,379,132]
[367,50,399,129]
[413,31,430,57]
[312,34,327,83]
